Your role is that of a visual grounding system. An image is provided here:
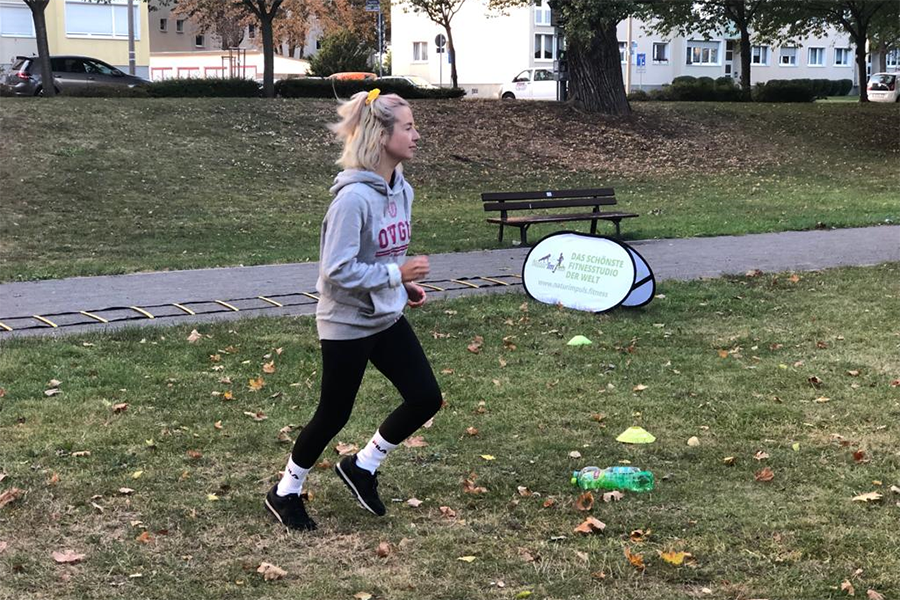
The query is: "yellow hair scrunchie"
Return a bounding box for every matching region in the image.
[365,88,381,106]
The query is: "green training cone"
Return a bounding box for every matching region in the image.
[616,426,656,444]
[566,335,593,346]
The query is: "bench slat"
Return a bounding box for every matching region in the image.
[481,188,615,202]
[483,197,616,212]
[486,212,638,225]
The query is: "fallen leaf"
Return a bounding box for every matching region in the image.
[517,486,532,497]
[867,590,885,600]
[480,454,495,461]
[48,472,59,486]
[723,456,736,466]
[243,411,267,421]
[467,335,484,354]
[186,450,202,460]
[353,594,373,600]
[335,442,358,456]
[853,450,866,463]
[457,555,477,562]
[248,377,266,391]
[214,420,223,430]
[792,443,801,452]
[52,550,85,564]
[187,330,202,343]
[630,529,650,542]
[841,580,855,596]
[514,592,533,599]
[847,370,860,377]
[403,436,428,448]
[48,379,61,387]
[406,497,423,508]
[602,490,624,503]
[0,541,7,553]
[852,491,882,503]
[745,268,763,277]
[687,436,700,447]
[568,450,582,459]
[257,562,286,581]
[207,493,219,502]
[462,473,487,494]
[590,571,606,580]
[754,451,770,461]
[135,531,152,544]
[439,506,457,519]
[71,451,91,457]
[787,274,801,283]
[118,488,134,495]
[423,417,434,429]
[376,541,392,557]
[574,516,606,534]
[808,375,823,387]
[574,491,594,511]
[717,349,729,358]
[632,384,648,392]
[659,550,692,566]
[262,361,276,374]
[132,470,143,479]
[112,403,128,414]
[0,488,24,508]
[466,427,479,436]
[222,390,234,401]
[624,546,645,571]
[44,388,61,397]
[755,467,775,482]
[542,498,556,508]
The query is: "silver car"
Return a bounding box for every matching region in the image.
[1,55,149,96]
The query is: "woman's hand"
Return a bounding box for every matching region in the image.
[405,282,427,308]
[400,256,430,282]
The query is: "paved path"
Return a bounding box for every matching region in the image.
[1,226,896,339]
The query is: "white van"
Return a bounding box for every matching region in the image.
[866,73,899,103]
[498,68,559,101]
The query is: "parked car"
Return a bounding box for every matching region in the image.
[0,55,149,96]
[376,75,437,89]
[866,72,899,103]
[498,68,558,100]
[328,72,378,82]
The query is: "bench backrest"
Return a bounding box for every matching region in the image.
[482,188,616,213]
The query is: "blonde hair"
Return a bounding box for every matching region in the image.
[329,91,410,172]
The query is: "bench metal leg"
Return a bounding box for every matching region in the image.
[590,219,598,235]
[520,225,530,246]
[613,219,621,238]
[498,223,504,243]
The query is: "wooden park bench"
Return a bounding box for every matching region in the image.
[482,187,638,245]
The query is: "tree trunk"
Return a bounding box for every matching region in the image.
[567,20,630,115]
[28,1,54,97]
[739,26,752,100]
[854,31,869,102]
[445,23,458,89]
[261,14,276,97]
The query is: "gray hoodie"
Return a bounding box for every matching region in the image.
[315,168,412,340]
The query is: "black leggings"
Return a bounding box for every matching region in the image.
[291,315,442,469]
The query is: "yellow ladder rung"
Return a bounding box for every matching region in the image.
[0,321,12,332]
[257,296,283,307]
[418,283,444,292]
[451,279,481,289]
[172,303,196,315]
[80,310,108,323]
[478,276,511,286]
[214,300,239,312]
[33,315,58,328]
[301,292,319,301]
[130,306,155,319]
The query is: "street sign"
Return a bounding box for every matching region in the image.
[435,34,446,49]
[365,0,380,12]
[636,53,646,67]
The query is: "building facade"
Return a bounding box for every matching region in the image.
[1,0,150,77]
[391,0,892,98]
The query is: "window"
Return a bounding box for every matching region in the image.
[248,23,256,39]
[887,49,900,69]
[513,70,531,82]
[195,34,204,47]
[65,0,140,39]
[686,40,720,65]
[534,68,554,81]
[51,57,86,73]
[751,45,769,65]
[84,59,118,76]
[808,46,825,66]
[534,0,551,25]
[779,46,797,66]
[534,33,554,60]
[159,18,167,32]
[413,41,428,62]
[175,19,185,33]
[1,2,36,37]
[652,42,669,63]
[834,47,851,66]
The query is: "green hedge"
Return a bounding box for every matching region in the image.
[641,75,743,102]
[275,78,466,100]
[146,77,262,98]
[752,78,852,102]
[633,77,854,103]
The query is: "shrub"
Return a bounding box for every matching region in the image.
[811,78,832,98]
[671,75,697,85]
[627,89,650,101]
[308,31,372,77]
[838,78,853,96]
[146,77,261,98]
[276,78,466,100]
[752,79,816,103]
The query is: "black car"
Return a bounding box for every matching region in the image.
[1,55,149,96]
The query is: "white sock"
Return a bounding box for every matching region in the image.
[355,430,398,474]
[276,457,310,497]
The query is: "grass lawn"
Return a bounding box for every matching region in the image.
[0,98,897,282]
[1,264,898,599]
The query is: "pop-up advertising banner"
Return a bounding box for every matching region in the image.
[522,232,655,313]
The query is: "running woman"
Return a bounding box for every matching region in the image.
[265,89,442,530]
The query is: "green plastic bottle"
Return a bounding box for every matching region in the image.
[571,466,655,492]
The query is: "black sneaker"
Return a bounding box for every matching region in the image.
[335,455,386,516]
[264,485,317,531]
